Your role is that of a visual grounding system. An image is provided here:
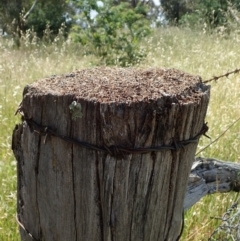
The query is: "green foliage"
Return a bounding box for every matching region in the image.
[24,0,72,39]
[160,0,189,23]
[200,0,229,27]
[0,0,28,34]
[70,0,151,66]
[179,0,240,29]
[160,0,240,29]
[0,0,71,43]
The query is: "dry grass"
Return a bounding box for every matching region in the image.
[0,26,240,240]
[0,36,93,241]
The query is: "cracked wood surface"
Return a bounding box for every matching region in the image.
[184,157,240,210]
[12,68,210,241]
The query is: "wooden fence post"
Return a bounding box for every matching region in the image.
[12,67,210,241]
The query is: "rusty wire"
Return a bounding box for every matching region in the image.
[203,68,240,84]
[21,115,209,159]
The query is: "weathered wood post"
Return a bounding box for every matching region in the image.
[12,67,210,241]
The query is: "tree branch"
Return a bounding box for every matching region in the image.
[24,0,39,20]
[184,157,240,210]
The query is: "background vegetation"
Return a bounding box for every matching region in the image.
[0,0,240,240]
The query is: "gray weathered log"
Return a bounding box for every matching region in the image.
[184,157,240,210]
[12,67,210,241]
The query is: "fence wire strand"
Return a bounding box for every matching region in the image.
[209,196,240,241]
[19,114,209,159]
[203,68,240,84]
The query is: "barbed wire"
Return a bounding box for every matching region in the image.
[194,68,240,155]
[196,116,240,155]
[203,68,240,84]
[19,114,209,160]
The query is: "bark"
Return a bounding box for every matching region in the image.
[12,67,210,241]
[184,157,240,210]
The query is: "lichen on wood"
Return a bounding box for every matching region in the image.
[69,101,83,120]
